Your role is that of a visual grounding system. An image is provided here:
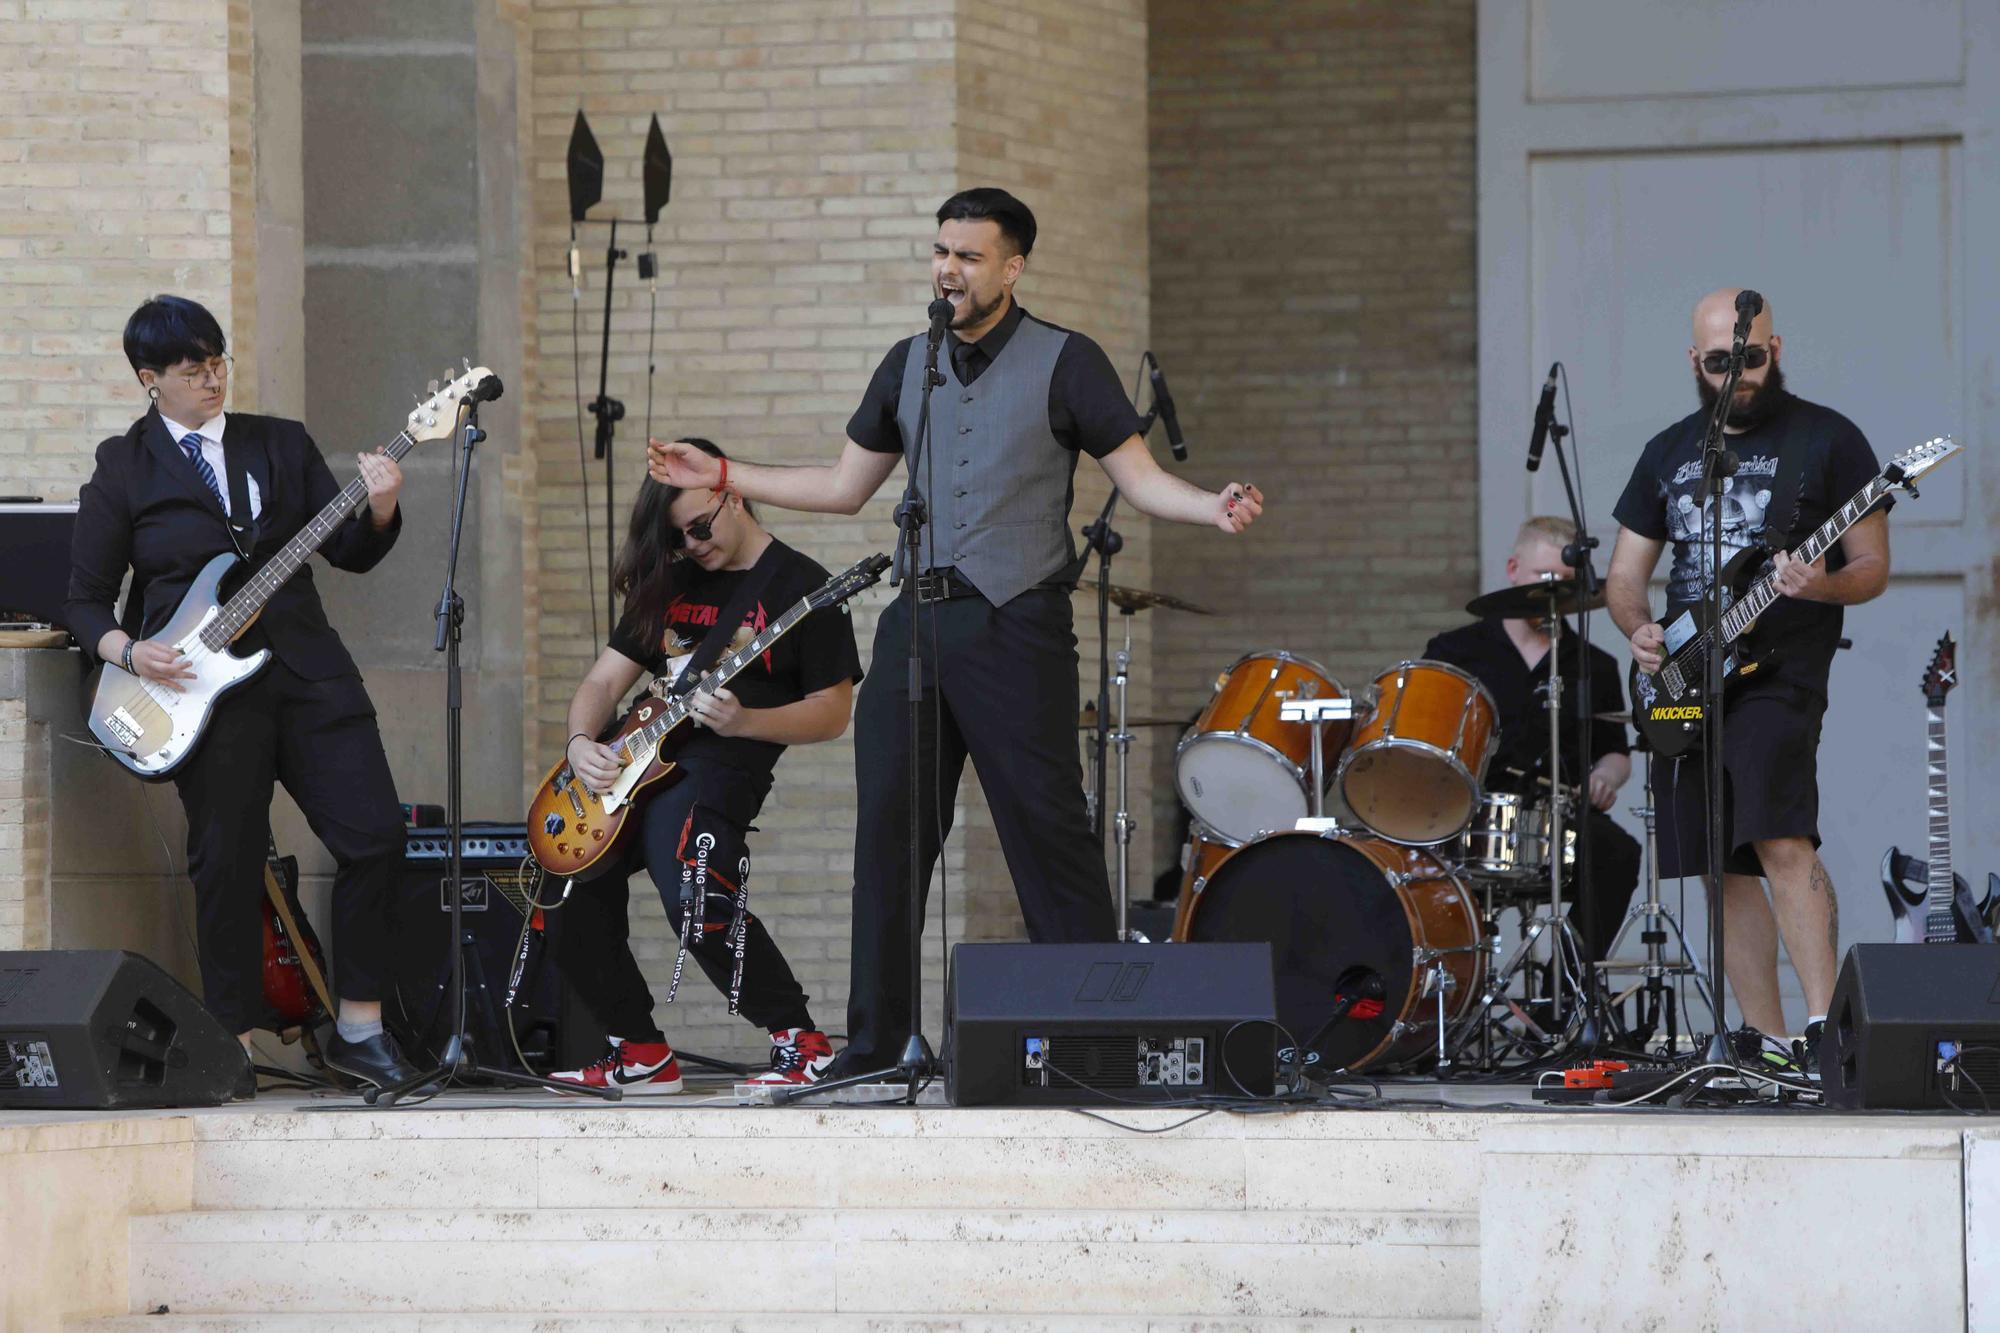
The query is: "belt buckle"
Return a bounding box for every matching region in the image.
[915,571,951,604]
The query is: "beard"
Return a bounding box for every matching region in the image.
[1695,359,1787,429]
[948,286,1006,330]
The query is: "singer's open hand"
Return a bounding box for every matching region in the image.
[1215,483,1263,535]
[647,438,723,490]
[356,448,401,528]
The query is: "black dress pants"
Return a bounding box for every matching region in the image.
[846,587,1115,1059]
[554,765,815,1039]
[170,659,405,1033]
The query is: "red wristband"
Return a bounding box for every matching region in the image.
[718,457,728,492]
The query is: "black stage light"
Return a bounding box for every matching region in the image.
[643,113,672,227]
[566,109,602,225]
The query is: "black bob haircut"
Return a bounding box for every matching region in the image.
[122,295,227,376]
[936,188,1036,257]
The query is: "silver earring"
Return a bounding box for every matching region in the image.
[148,386,160,402]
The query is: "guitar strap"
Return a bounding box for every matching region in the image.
[663,538,787,697]
[1760,427,1810,554]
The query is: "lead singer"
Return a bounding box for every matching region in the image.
[650,188,1264,1078]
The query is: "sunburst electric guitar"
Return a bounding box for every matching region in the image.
[526,552,890,882]
[86,367,498,779]
[1630,435,1960,758]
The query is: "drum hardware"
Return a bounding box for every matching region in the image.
[1592,752,1716,1051]
[1278,695,1358,824]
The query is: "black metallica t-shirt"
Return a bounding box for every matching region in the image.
[607,538,862,798]
[1612,391,1880,705]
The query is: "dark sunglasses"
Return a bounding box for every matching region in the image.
[1700,346,1770,375]
[671,495,728,553]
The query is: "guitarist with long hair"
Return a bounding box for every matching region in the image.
[64,294,424,1097]
[549,440,861,1092]
[1606,287,1890,1074]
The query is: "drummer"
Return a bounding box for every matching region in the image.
[1423,515,1640,962]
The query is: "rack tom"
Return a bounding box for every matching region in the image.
[1336,660,1497,845]
[1175,650,1349,846]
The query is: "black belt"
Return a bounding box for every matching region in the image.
[913,567,1073,605]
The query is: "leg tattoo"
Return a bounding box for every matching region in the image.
[1809,856,1839,956]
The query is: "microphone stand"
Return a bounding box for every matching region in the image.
[586,218,627,638]
[1695,318,1753,1066]
[1543,408,1606,1047]
[370,386,615,1105]
[782,308,950,1106]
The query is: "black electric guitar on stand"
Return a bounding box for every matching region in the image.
[1630,435,1959,758]
[1879,631,1994,945]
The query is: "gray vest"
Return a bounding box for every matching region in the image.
[893,316,1078,606]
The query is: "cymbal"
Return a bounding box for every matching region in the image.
[1077,582,1214,615]
[1079,708,1189,730]
[1465,578,1606,620]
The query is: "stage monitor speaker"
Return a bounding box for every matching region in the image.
[946,941,1277,1107]
[0,950,244,1109]
[388,824,602,1075]
[1822,943,2000,1110]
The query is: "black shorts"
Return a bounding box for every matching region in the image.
[1653,689,1823,879]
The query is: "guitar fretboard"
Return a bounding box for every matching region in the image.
[1718,477,1892,644]
[197,429,420,651]
[1926,705,1955,943]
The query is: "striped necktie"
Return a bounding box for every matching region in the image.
[179,433,227,510]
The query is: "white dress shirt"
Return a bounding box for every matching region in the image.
[160,410,262,519]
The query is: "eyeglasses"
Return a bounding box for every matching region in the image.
[1699,347,1770,375]
[169,355,232,389]
[670,495,728,554]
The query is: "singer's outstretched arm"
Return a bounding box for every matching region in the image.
[1098,435,1264,534]
[647,437,900,516]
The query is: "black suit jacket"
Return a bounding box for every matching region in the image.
[65,409,401,681]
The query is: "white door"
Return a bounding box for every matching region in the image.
[1478,0,1999,1025]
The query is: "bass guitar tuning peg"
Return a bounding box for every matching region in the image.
[428,379,440,395]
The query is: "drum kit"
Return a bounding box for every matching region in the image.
[1086,573,1696,1080]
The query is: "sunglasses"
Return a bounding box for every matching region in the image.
[671,495,728,553]
[1700,346,1771,375]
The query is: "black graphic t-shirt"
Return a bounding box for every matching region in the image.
[607,538,863,803]
[1612,391,1880,704]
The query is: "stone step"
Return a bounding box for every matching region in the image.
[184,1106,1485,1216]
[76,1317,1480,1331]
[124,1207,1479,1320]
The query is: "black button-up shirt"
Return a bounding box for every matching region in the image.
[1422,617,1630,793]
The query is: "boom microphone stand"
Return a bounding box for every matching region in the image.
[781,298,956,1106]
[371,376,615,1106]
[1693,291,1760,1064]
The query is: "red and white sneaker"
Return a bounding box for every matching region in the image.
[549,1038,683,1096]
[744,1028,835,1085]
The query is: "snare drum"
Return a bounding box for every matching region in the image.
[1175,650,1349,846]
[1453,791,1578,885]
[1336,660,1497,845]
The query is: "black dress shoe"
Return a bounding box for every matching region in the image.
[817,1047,890,1085]
[325,1029,438,1094]
[231,1056,257,1102]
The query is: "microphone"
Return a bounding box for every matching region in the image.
[1147,355,1188,461]
[1735,288,1763,319]
[469,373,505,404]
[926,297,953,349]
[1525,362,1558,473]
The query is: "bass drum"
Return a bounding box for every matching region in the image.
[1182,832,1483,1073]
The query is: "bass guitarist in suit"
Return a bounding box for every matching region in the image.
[64,294,426,1096]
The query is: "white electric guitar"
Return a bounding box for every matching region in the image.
[87,366,498,779]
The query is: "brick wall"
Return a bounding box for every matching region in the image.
[0,0,247,952]
[1147,0,1479,872]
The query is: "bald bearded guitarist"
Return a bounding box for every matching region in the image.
[1606,287,1888,1074]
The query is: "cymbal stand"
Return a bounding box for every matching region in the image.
[1109,604,1139,939]
[1594,751,1716,1053]
[1539,572,1571,1021]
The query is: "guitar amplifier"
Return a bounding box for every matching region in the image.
[0,500,77,630]
[946,942,1277,1106]
[388,824,602,1074]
